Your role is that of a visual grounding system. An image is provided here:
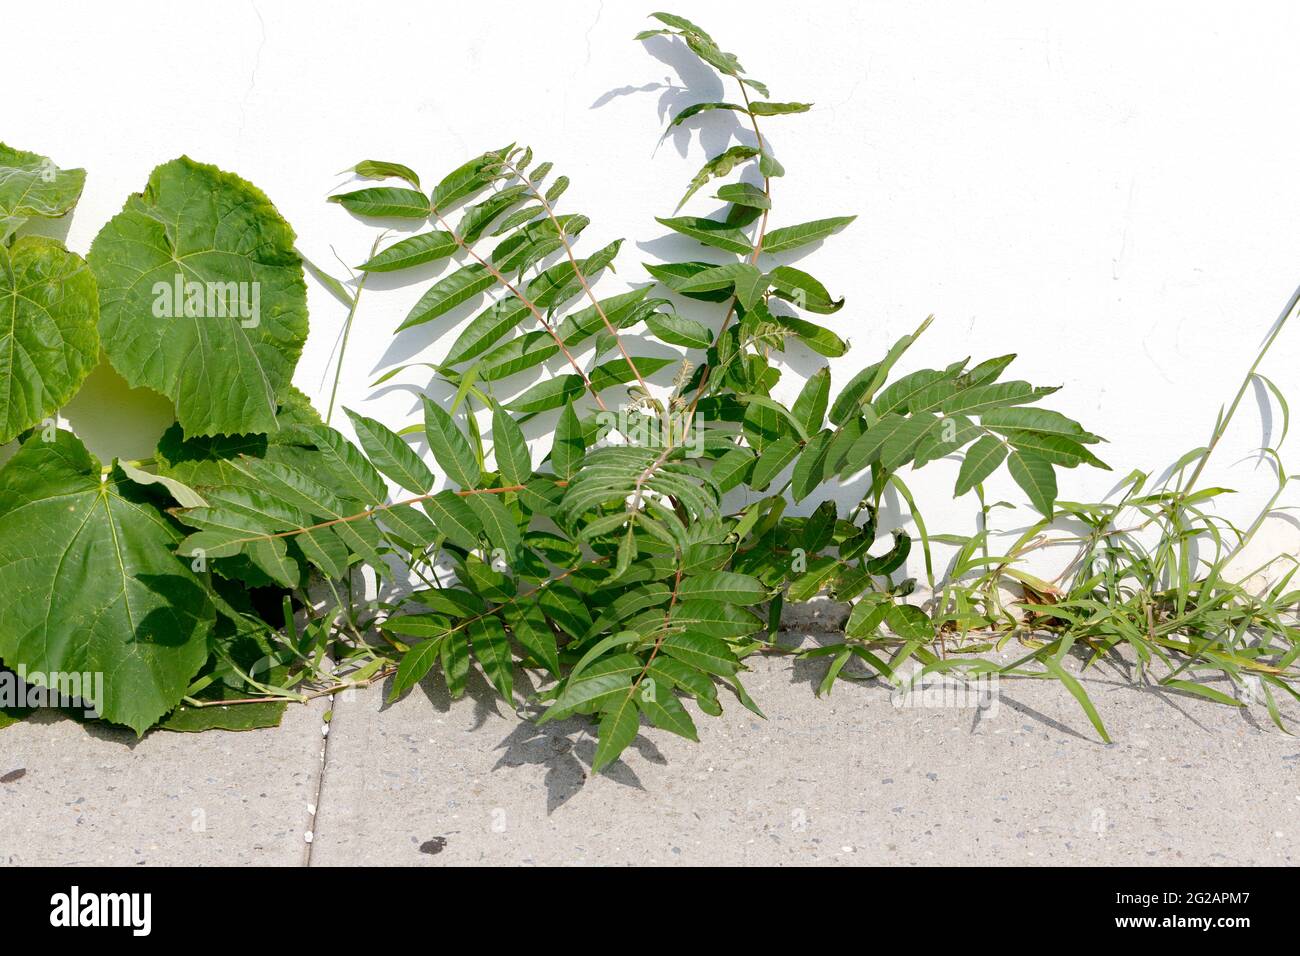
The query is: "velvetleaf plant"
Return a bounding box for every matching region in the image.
[0,12,1294,762]
[0,150,411,734]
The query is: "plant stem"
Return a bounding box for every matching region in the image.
[1181,283,1300,494]
[325,236,382,426]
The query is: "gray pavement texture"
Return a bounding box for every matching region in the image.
[4,637,1298,867]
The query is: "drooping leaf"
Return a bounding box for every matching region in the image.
[767,265,844,314]
[346,160,421,189]
[638,679,698,740]
[592,692,640,773]
[470,616,514,702]
[667,101,748,127]
[0,237,99,444]
[388,638,444,702]
[953,434,1008,496]
[678,146,760,210]
[1007,449,1057,515]
[0,144,86,242]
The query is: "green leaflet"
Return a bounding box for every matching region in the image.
[0,237,100,444]
[346,408,434,494]
[431,147,511,211]
[550,403,586,479]
[445,298,530,366]
[506,376,583,414]
[661,631,739,676]
[767,265,843,314]
[667,101,748,127]
[792,367,831,435]
[470,616,513,702]
[0,432,214,735]
[346,159,421,188]
[89,157,308,437]
[750,435,800,490]
[398,264,494,332]
[953,434,1008,496]
[716,182,770,209]
[422,490,483,551]
[677,571,768,604]
[389,637,444,702]
[329,186,431,218]
[638,677,699,740]
[592,693,640,773]
[0,143,86,242]
[160,701,286,733]
[357,231,457,272]
[645,310,713,348]
[749,101,813,116]
[492,404,533,485]
[677,146,760,211]
[423,398,480,489]
[655,216,752,255]
[760,216,855,255]
[1007,449,1057,515]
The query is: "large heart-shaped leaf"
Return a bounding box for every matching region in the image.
[0,144,86,242]
[88,157,308,437]
[0,431,214,734]
[0,236,100,444]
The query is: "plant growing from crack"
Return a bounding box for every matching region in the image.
[0,12,1293,763]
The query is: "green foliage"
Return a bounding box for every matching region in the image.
[0,12,1294,761]
[0,431,213,734]
[0,143,85,242]
[89,157,309,437]
[0,235,99,444]
[307,11,1119,772]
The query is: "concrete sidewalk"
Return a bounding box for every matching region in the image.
[3,642,1297,866]
[0,699,327,866]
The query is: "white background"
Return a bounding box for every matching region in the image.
[8,0,1300,578]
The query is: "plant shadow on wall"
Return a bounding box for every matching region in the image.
[0,13,1296,772]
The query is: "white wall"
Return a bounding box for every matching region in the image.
[8,0,1300,579]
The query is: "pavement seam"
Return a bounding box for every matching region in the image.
[302,691,337,867]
